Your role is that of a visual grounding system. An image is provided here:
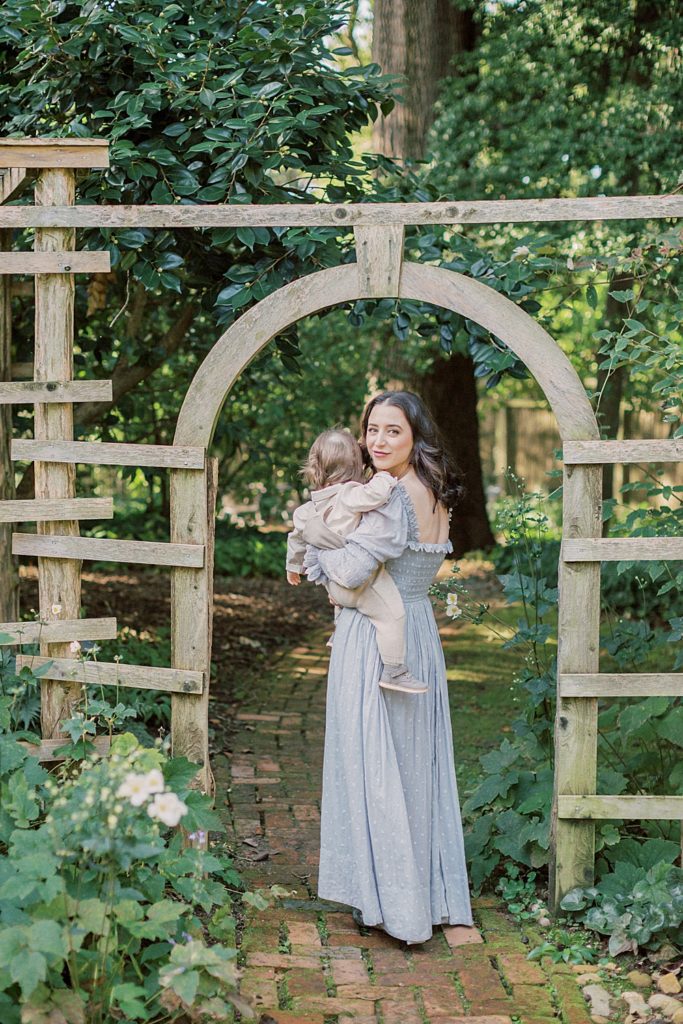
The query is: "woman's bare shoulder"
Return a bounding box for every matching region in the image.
[399,473,450,544]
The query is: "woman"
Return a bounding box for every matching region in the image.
[302,390,473,943]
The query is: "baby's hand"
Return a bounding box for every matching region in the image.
[287,570,302,586]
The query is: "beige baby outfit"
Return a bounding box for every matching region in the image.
[286,472,409,667]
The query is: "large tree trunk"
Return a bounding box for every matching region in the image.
[373,0,477,159]
[372,1,494,554]
[419,354,496,556]
[0,228,19,622]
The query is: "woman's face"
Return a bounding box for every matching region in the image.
[365,402,414,477]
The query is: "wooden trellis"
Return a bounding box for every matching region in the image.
[1,137,682,903]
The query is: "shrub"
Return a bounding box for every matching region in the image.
[0,729,249,1023]
[436,480,682,950]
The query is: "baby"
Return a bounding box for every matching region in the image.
[286,428,426,696]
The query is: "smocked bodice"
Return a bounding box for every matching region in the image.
[386,485,452,603]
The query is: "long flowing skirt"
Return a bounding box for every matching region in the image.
[318,598,473,943]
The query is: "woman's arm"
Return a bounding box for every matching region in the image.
[303,488,408,589]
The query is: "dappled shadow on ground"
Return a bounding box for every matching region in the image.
[18,565,332,698]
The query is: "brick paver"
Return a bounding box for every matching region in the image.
[214,630,592,1024]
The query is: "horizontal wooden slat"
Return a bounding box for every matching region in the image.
[18,735,112,760]
[0,497,113,523]
[9,362,33,379]
[563,537,683,561]
[0,380,112,404]
[0,617,117,645]
[11,439,206,469]
[558,795,683,820]
[560,673,683,697]
[0,195,680,230]
[0,139,110,169]
[0,251,110,275]
[12,532,204,568]
[15,655,203,694]
[564,439,683,464]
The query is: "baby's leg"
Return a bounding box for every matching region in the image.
[326,580,365,610]
[355,570,427,694]
[355,569,406,665]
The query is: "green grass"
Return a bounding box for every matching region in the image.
[441,593,678,802]
[441,603,536,797]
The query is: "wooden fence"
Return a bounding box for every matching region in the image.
[1,136,682,905]
[481,400,683,499]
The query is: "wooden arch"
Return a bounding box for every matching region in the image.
[170,239,601,903]
[3,140,682,907]
[175,262,598,447]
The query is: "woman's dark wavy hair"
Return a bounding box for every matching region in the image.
[360,390,465,509]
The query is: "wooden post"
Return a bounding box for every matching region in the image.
[170,458,217,793]
[551,462,602,905]
[34,168,82,738]
[0,226,19,621]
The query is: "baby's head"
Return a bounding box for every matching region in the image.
[301,429,364,489]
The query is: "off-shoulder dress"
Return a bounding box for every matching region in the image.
[305,483,473,943]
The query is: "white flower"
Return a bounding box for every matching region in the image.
[117,772,153,807]
[144,769,165,794]
[51,604,62,615]
[446,593,463,619]
[511,245,531,260]
[147,792,188,827]
[69,640,81,654]
[566,256,575,270]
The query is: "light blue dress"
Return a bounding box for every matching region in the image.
[306,484,473,943]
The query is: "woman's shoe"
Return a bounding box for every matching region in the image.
[351,907,364,927]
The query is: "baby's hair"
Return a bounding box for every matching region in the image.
[301,428,364,489]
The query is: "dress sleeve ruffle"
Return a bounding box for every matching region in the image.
[313,487,409,589]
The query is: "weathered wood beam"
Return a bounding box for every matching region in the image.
[0,381,112,404]
[354,224,404,296]
[0,617,116,644]
[33,166,81,740]
[563,537,683,561]
[18,735,111,760]
[564,439,683,464]
[559,795,683,820]
[0,139,110,169]
[0,252,110,275]
[559,673,683,697]
[12,438,206,469]
[0,195,680,229]
[12,532,204,568]
[0,497,113,523]
[15,654,203,694]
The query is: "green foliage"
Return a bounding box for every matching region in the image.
[0,0,397,524]
[214,523,286,578]
[0,728,249,1023]
[430,0,682,199]
[560,859,683,957]
[439,480,682,952]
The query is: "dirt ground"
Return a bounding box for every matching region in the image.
[18,558,500,709]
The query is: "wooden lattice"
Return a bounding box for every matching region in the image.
[1,137,682,905]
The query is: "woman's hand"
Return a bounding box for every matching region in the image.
[287,571,301,586]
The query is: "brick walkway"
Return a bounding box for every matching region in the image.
[214,631,592,1024]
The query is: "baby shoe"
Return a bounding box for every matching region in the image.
[379,664,427,694]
